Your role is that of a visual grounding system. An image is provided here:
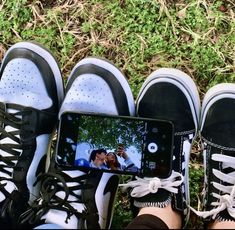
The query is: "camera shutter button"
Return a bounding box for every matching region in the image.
[147,142,158,153]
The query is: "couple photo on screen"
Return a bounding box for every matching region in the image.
[78,144,139,173]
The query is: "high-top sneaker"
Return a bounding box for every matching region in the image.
[190,83,235,225]
[120,68,200,227]
[19,57,135,229]
[0,41,64,227]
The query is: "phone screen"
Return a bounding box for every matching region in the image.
[56,113,174,178]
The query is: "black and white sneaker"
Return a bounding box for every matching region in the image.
[190,83,235,224]
[0,42,64,227]
[19,57,135,229]
[120,68,200,227]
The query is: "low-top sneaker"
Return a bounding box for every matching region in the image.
[120,68,200,227]
[191,83,235,225]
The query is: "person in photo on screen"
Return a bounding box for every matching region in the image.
[89,148,108,169]
[106,145,139,172]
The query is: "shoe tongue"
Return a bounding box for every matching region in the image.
[133,189,171,208]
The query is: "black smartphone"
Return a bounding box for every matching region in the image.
[55,112,174,178]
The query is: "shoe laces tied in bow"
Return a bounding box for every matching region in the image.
[119,171,184,197]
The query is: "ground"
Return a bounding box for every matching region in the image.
[0,0,234,228]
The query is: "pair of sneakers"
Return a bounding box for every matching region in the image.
[0,41,134,229]
[0,41,234,229]
[122,72,235,227]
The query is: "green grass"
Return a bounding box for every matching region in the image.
[0,0,234,228]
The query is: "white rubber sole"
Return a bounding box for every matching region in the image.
[200,83,235,132]
[0,41,64,105]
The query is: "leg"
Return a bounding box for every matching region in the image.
[133,205,181,229]
[209,220,235,229]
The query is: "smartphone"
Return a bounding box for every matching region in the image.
[55,112,174,178]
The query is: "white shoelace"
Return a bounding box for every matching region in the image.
[119,171,184,197]
[190,154,235,219]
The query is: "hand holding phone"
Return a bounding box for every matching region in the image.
[116,144,128,160]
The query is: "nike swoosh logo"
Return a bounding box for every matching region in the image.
[103,174,119,229]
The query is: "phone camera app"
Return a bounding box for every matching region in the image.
[147,142,158,153]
